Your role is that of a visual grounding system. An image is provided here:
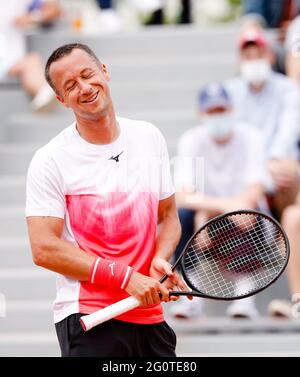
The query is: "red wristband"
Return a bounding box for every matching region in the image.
[89,257,133,290]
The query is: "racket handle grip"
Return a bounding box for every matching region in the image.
[80,296,141,331]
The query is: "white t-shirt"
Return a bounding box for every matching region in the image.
[175,124,267,197]
[26,117,174,324]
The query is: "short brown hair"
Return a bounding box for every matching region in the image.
[45,43,102,92]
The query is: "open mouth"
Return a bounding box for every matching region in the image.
[82,91,99,104]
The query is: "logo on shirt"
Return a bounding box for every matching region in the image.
[109,262,116,276]
[109,151,124,163]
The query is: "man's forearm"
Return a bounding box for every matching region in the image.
[32,236,95,281]
[155,212,181,261]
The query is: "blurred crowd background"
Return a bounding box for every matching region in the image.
[2,0,300,356]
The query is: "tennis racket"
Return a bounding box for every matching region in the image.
[80,210,289,331]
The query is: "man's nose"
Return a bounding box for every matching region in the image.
[78,79,92,93]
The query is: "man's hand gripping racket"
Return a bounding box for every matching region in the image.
[80,210,290,331]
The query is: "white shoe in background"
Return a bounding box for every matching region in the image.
[226,296,259,319]
[170,298,204,320]
[31,85,57,112]
[268,299,293,319]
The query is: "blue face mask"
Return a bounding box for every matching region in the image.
[203,113,235,141]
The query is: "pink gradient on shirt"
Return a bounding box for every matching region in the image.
[66,191,164,324]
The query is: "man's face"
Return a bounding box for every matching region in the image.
[49,48,112,120]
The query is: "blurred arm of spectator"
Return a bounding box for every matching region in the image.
[176,185,263,218]
[14,0,61,29]
[268,159,299,192]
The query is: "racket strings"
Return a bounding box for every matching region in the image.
[183,213,287,298]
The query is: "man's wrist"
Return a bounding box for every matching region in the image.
[89,257,133,290]
[152,255,169,265]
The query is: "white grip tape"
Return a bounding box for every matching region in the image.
[80,296,141,331]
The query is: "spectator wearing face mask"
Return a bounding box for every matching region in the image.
[226,28,300,222]
[171,82,266,320]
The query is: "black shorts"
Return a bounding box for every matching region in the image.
[55,313,177,357]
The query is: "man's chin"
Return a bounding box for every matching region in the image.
[76,109,107,121]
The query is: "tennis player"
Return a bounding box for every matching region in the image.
[25,43,186,357]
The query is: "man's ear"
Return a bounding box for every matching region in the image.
[101,63,110,81]
[56,94,69,108]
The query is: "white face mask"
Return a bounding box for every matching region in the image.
[203,113,234,141]
[240,59,272,85]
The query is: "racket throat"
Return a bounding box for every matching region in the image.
[168,291,194,297]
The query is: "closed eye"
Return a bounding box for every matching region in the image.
[82,72,94,79]
[66,82,76,91]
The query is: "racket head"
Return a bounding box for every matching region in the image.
[176,210,290,301]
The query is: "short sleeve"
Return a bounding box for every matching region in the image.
[26,150,66,219]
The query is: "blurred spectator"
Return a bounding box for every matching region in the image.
[0,0,61,111]
[267,200,300,318]
[242,0,300,74]
[238,25,300,319]
[171,82,266,320]
[95,0,121,33]
[226,28,300,220]
[285,14,300,82]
